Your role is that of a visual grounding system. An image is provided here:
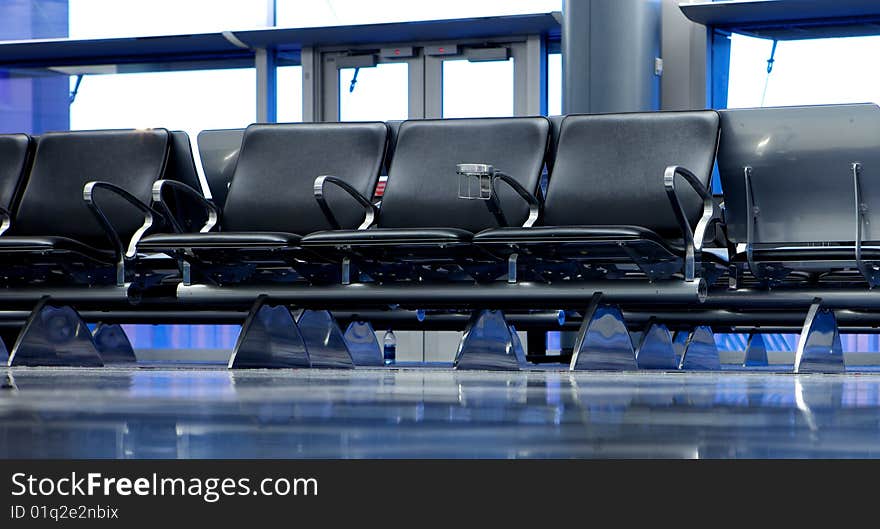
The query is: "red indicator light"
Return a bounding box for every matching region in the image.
[439,47,445,53]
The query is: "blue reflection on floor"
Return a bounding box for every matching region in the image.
[2,367,880,459]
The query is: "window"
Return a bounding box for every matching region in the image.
[548,52,562,116]
[442,58,514,118]
[277,65,303,122]
[339,63,409,121]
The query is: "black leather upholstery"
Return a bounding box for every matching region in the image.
[165,131,211,232]
[546,115,564,171]
[301,227,472,247]
[0,236,115,263]
[378,117,550,233]
[474,225,671,246]
[543,111,719,237]
[0,134,33,214]
[221,122,387,234]
[11,129,170,250]
[384,120,403,176]
[197,128,244,208]
[140,231,300,250]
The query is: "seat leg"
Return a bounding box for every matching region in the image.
[678,325,721,370]
[635,322,677,370]
[296,310,355,369]
[672,330,689,367]
[0,336,8,365]
[343,321,383,366]
[454,310,526,371]
[794,300,845,374]
[570,294,637,371]
[93,323,137,364]
[743,333,769,367]
[228,295,310,369]
[7,297,103,367]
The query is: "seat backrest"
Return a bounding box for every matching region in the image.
[12,129,170,249]
[165,131,211,232]
[379,117,550,232]
[0,134,34,215]
[543,111,720,237]
[546,115,565,172]
[221,122,388,234]
[197,128,244,209]
[718,103,880,245]
[384,120,403,176]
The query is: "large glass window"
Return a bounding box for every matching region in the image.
[548,52,562,116]
[727,33,880,108]
[277,65,304,122]
[442,58,514,118]
[339,63,408,121]
[277,0,561,27]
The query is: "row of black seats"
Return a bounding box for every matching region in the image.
[0,103,876,370]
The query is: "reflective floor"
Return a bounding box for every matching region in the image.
[1,366,880,458]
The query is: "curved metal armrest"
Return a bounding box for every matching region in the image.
[83,181,163,260]
[663,165,716,281]
[152,179,220,234]
[313,175,377,230]
[492,171,542,228]
[0,205,11,237]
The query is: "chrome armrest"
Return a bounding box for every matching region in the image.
[0,205,11,237]
[663,165,716,282]
[152,179,219,234]
[313,175,377,230]
[851,162,880,287]
[83,180,163,261]
[455,164,541,228]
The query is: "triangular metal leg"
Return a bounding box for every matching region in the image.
[454,310,526,371]
[509,325,527,362]
[228,296,310,369]
[343,321,383,367]
[0,337,8,365]
[297,310,354,369]
[678,325,721,370]
[93,323,137,364]
[795,301,845,374]
[570,295,637,371]
[635,323,677,370]
[672,330,688,367]
[8,297,103,367]
[743,333,769,367]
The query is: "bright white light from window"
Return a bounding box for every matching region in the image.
[339,62,409,121]
[548,52,562,115]
[442,59,514,118]
[277,65,303,123]
[727,33,880,108]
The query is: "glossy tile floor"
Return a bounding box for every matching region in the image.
[1,366,880,458]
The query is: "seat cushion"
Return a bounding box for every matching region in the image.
[301,228,473,247]
[474,225,672,246]
[0,236,116,263]
[139,232,301,251]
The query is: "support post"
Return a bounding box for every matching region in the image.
[343,321,383,367]
[228,296,310,369]
[296,310,355,369]
[794,300,845,374]
[570,293,637,371]
[92,323,137,364]
[454,310,526,371]
[635,321,677,370]
[7,297,103,367]
[678,325,720,370]
[743,333,769,367]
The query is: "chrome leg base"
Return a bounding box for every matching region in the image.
[672,330,689,367]
[678,325,720,370]
[0,337,8,365]
[296,310,355,369]
[570,296,637,371]
[343,321,383,367]
[635,323,677,370]
[8,298,103,367]
[454,310,526,371]
[228,296,310,369]
[743,333,769,367]
[92,323,137,364]
[795,301,845,374]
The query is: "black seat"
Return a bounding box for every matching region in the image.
[196,128,244,209]
[473,111,722,282]
[300,117,550,281]
[0,129,171,286]
[0,134,35,234]
[718,103,880,286]
[138,122,388,284]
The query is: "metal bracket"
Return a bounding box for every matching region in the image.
[678,325,720,370]
[296,310,355,369]
[228,295,310,369]
[743,333,769,367]
[634,321,677,370]
[343,321,383,367]
[454,309,527,371]
[92,323,137,364]
[852,162,880,287]
[570,293,637,371]
[7,297,103,367]
[794,300,845,374]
